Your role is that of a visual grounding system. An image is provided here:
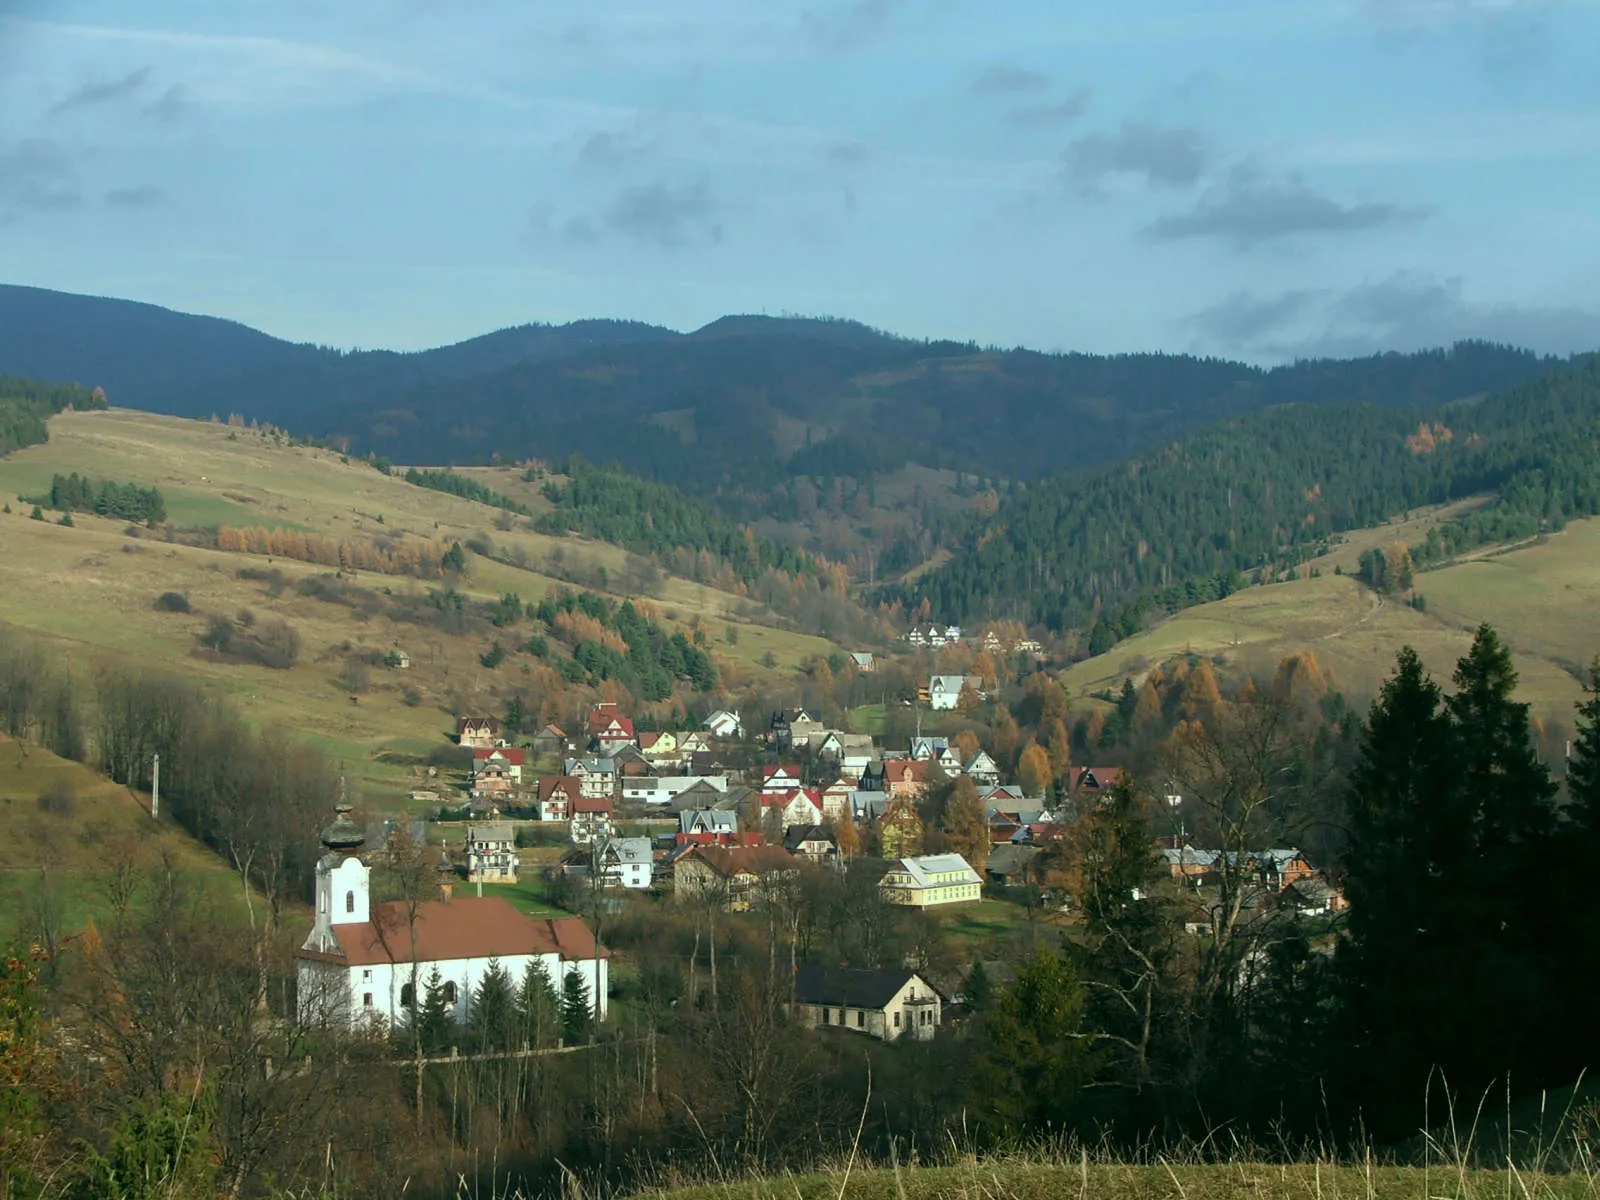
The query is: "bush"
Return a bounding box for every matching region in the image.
[154,592,191,614]
[480,641,506,669]
[235,608,255,628]
[402,685,423,708]
[29,505,43,521]
[57,512,74,527]
[199,615,235,652]
[336,658,371,694]
[36,781,74,815]
[253,619,301,669]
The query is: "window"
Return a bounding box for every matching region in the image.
[444,980,458,1004]
[893,1012,901,1028]
[401,983,415,1007]
[345,890,354,914]
[822,1008,830,1025]
[855,1010,864,1027]
[363,992,373,1008]
[362,969,371,981]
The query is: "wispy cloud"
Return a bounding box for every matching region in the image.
[559,177,722,249]
[972,64,1048,95]
[1148,165,1427,248]
[1009,89,1091,127]
[799,0,903,54]
[1064,122,1208,192]
[47,65,152,116]
[0,139,83,215]
[103,184,167,209]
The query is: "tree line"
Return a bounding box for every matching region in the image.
[31,471,167,524]
[914,354,1600,649]
[402,467,530,515]
[0,375,105,457]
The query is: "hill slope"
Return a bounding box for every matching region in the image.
[916,354,1600,637]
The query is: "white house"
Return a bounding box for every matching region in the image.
[703,709,744,739]
[764,788,824,828]
[620,775,729,806]
[569,796,615,845]
[879,853,984,909]
[296,809,606,1032]
[596,837,653,889]
[464,821,519,883]
[792,965,942,1042]
[962,750,1001,788]
[927,675,979,711]
[565,757,617,800]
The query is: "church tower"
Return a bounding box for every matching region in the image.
[302,804,369,955]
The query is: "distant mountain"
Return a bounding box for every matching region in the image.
[0,284,1571,502]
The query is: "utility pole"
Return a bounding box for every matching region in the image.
[151,753,160,820]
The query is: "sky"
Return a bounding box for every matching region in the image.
[2,0,1599,361]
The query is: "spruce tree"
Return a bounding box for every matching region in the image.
[1563,658,1600,836]
[1334,646,1466,1129]
[417,967,455,1053]
[470,959,515,1052]
[517,960,561,1049]
[560,970,593,1043]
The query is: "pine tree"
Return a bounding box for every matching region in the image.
[971,953,1099,1134]
[560,970,593,1043]
[962,959,993,1012]
[517,960,561,1049]
[1568,658,1600,836]
[470,958,515,1052]
[417,966,455,1053]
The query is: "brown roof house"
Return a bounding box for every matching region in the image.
[297,807,606,1032]
[672,844,797,911]
[457,716,503,749]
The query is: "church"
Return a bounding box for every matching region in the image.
[297,806,608,1031]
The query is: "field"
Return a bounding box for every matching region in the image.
[1061,518,1600,720]
[0,732,241,938]
[0,409,839,804]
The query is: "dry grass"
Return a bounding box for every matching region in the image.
[0,410,838,803]
[1061,519,1600,719]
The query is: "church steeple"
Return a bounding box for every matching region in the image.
[320,802,366,853]
[303,801,371,955]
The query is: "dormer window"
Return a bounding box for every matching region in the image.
[345,890,354,914]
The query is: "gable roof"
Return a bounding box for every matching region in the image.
[538,776,581,802]
[890,854,982,888]
[783,824,836,852]
[600,837,652,866]
[466,821,514,843]
[473,747,526,765]
[572,795,613,814]
[457,716,501,735]
[793,964,926,1009]
[678,844,794,878]
[679,809,738,835]
[323,898,605,966]
[1071,766,1126,791]
[884,759,932,786]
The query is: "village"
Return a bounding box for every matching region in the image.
[298,643,1344,1047]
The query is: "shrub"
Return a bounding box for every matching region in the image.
[480,641,506,669]
[57,512,73,527]
[336,658,371,694]
[253,619,301,669]
[236,608,256,628]
[402,685,423,708]
[199,615,235,652]
[36,781,74,815]
[29,506,43,521]
[154,592,191,614]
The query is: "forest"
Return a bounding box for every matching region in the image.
[0,375,105,457]
[35,472,167,525]
[914,354,1600,644]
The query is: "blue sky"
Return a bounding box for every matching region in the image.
[2,0,1598,360]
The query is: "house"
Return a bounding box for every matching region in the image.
[764,788,824,828]
[849,790,892,825]
[761,765,804,794]
[390,649,411,670]
[820,779,855,824]
[703,710,744,739]
[1281,876,1345,917]
[985,843,1041,887]
[464,822,519,883]
[927,675,970,711]
[587,703,637,754]
[596,837,653,890]
[296,808,606,1030]
[905,623,960,648]
[849,651,875,673]
[621,775,729,806]
[770,708,823,752]
[962,750,1001,788]
[791,965,942,1042]
[1257,849,1318,890]
[677,730,712,755]
[857,761,886,792]
[569,796,615,845]
[669,779,732,813]
[875,796,925,858]
[471,747,526,795]
[530,723,567,757]
[637,730,679,762]
[672,844,798,910]
[908,736,948,762]
[677,809,740,843]
[565,757,617,800]
[457,717,503,749]
[880,854,983,908]
[884,759,933,800]
[1069,766,1126,804]
[784,824,838,863]
[537,776,583,823]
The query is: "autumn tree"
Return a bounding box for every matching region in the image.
[939,776,990,873]
[1017,743,1052,799]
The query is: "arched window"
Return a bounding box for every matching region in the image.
[443,980,458,1004]
[400,983,415,1008]
[345,890,354,914]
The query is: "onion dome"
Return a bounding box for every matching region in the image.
[320,803,366,852]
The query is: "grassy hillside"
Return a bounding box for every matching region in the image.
[1059,516,1600,716]
[0,409,839,803]
[0,732,240,938]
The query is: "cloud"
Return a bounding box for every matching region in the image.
[972,65,1048,95]
[1064,122,1208,192]
[143,83,193,121]
[560,178,721,249]
[576,127,658,170]
[824,140,872,168]
[1188,272,1600,359]
[0,140,82,214]
[1147,166,1427,248]
[103,184,167,209]
[47,65,152,116]
[800,0,903,54]
[1008,89,1091,127]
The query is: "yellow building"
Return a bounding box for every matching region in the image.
[879,853,983,909]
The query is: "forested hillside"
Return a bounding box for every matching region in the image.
[0,375,104,456]
[915,355,1600,643]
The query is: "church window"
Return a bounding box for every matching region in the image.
[400,983,415,1007]
[444,980,458,1004]
[345,891,354,914]
[363,993,373,1008]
